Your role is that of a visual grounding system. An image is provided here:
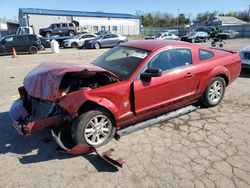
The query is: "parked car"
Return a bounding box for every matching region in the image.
[63,33,97,48]
[196,27,221,38]
[0,34,41,55]
[84,34,128,49]
[217,30,239,39]
[180,31,209,43]
[240,46,250,69]
[39,37,51,49]
[10,40,241,153]
[39,23,79,37]
[145,32,179,40]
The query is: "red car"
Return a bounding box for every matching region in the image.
[10,40,241,154]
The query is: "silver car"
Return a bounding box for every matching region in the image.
[63,33,97,48]
[240,46,250,69]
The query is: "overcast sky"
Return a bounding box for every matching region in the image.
[0,0,249,20]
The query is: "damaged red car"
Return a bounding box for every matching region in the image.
[10,40,241,154]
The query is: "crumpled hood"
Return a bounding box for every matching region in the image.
[23,63,116,101]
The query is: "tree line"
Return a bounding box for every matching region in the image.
[138,10,250,27]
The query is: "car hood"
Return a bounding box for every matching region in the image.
[23,63,118,101]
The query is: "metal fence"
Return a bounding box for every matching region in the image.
[142,24,250,38]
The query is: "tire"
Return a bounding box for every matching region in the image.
[71,42,78,48]
[94,42,101,49]
[68,30,75,36]
[45,31,52,37]
[28,46,38,54]
[71,108,116,147]
[118,41,124,45]
[219,44,223,48]
[201,77,226,107]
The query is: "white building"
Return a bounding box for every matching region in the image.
[19,8,141,35]
[205,16,247,26]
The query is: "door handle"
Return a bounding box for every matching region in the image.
[184,72,192,78]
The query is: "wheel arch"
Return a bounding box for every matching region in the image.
[199,67,230,95]
[77,100,117,126]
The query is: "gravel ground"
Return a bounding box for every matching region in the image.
[0,39,250,188]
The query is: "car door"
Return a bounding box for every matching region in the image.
[110,34,120,46]
[133,48,200,115]
[53,24,62,35]
[100,34,111,47]
[61,23,68,35]
[14,35,27,52]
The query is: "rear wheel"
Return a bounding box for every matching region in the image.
[71,108,116,147]
[28,46,38,54]
[201,77,226,107]
[68,30,75,36]
[94,42,101,49]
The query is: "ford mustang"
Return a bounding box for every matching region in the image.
[10,40,241,154]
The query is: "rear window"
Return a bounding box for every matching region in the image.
[199,49,214,60]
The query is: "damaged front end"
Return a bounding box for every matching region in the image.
[9,86,68,135]
[9,63,119,154]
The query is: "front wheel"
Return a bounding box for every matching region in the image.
[28,46,38,54]
[201,77,226,107]
[71,42,78,48]
[71,108,116,147]
[94,42,101,49]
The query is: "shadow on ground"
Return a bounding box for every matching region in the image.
[0,111,118,172]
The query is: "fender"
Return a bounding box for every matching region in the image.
[58,89,119,120]
[198,66,230,94]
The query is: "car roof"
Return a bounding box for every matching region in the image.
[122,40,194,51]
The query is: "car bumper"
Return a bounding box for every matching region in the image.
[85,42,95,49]
[9,98,63,136]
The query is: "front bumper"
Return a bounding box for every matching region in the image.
[9,98,63,135]
[85,42,95,49]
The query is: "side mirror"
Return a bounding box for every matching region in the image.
[141,68,162,79]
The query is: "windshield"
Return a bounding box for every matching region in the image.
[92,46,149,80]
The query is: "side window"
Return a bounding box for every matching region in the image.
[55,24,60,28]
[68,23,74,27]
[111,34,118,38]
[103,35,110,39]
[16,36,25,41]
[149,48,192,72]
[199,49,214,60]
[4,36,14,43]
[62,23,68,27]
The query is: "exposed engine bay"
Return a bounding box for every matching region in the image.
[59,71,117,93]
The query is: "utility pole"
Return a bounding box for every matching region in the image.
[248,4,250,21]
